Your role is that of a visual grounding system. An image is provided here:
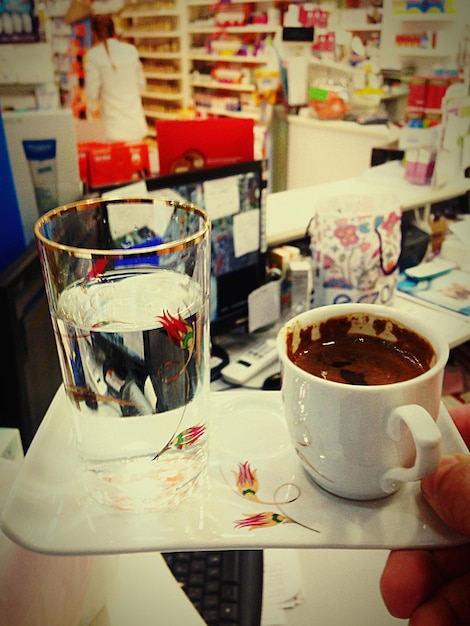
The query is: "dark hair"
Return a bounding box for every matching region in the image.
[91,14,115,40]
[91,14,116,68]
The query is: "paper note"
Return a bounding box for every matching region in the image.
[248,281,281,332]
[204,175,239,220]
[233,209,260,257]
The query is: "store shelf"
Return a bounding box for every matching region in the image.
[188,25,277,34]
[396,47,453,57]
[344,24,382,32]
[120,8,179,18]
[145,74,183,82]
[380,0,463,72]
[120,0,190,127]
[187,0,273,4]
[186,0,283,119]
[188,52,271,64]
[393,12,456,21]
[138,51,181,59]
[190,79,255,92]
[142,90,183,100]
[195,106,260,120]
[121,29,182,38]
[145,109,183,120]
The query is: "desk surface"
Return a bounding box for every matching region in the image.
[86,549,406,626]
[266,161,470,247]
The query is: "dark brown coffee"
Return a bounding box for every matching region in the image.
[287,315,435,386]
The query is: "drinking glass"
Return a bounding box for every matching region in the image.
[35,197,211,512]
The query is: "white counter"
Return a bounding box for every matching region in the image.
[267,160,470,247]
[286,115,399,190]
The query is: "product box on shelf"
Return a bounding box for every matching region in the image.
[404,146,436,184]
[2,109,82,246]
[215,3,249,26]
[78,141,151,189]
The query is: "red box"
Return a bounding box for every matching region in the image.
[155,118,254,176]
[78,141,150,188]
[127,142,151,180]
[77,141,102,184]
[407,76,427,111]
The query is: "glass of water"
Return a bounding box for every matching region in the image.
[35,197,211,512]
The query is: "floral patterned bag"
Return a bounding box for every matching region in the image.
[307,194,402,307]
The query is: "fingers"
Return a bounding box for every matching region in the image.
[448,404,470,447]
[421,454,470,539]
[381,546,470,620]
[409,571,470,626]
[380,550,442,619]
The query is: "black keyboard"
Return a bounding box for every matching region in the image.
[162,549,263,626]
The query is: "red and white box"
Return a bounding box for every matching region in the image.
[78,141,150,188]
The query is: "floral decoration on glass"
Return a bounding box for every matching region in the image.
[63,300,204,464]
[156,309,195,382]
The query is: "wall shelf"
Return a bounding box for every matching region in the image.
[188,53,270,64]
[120,0,190,132]
[380,0,463,72]
[393,12,456,21]
[195,105,260,120]
[190,79,255,92]
[396,47,452,57]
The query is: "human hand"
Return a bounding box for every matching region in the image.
[87,100,102,120]
[380,403,470,625]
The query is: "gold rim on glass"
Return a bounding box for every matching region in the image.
[34,196,210,258]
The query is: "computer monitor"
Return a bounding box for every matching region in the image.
[143,160,267,338]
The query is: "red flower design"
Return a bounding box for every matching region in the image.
[234,462,259,500]
[85,258,108,285]
[234,512,293,530]
[171,425,206,450]
[157,310,194,351]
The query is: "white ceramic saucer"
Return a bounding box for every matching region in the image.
[1,388,468,555]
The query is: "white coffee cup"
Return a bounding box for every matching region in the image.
[277,303,449,500]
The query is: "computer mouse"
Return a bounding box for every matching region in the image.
[262,372,282,391]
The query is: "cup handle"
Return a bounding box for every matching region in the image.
[381,405,441,494]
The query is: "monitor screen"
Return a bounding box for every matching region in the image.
[144,160,267,337]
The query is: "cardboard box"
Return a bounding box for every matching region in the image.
[2,109,82,245]
[156,118,254,175]
[79,141,150,188]
[398,124,440,151]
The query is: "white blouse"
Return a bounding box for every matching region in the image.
[84,38,147,143]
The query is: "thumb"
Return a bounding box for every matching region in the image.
[421,454,470,539]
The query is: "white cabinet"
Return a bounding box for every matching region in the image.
[119,0,190,135]
[286,115,398,190]
[379,0,466,73]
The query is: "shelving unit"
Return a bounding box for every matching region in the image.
[119,0,190,136]
[379,0,464,73]
[39,0,466,136]
[187,1,280,120]
[44,0,91,116]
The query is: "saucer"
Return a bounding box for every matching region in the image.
[1,388,468,555]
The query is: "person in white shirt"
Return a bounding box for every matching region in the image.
[84,14,147,143]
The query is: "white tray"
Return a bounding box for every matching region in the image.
[1,388,468,555]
